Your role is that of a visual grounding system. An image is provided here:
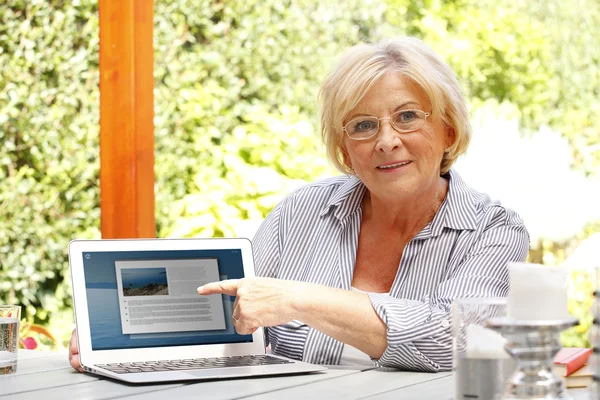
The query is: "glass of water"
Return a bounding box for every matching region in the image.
[452,298,514,400]
[0,305,21,375]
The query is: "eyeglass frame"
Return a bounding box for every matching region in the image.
[342,109,432,141]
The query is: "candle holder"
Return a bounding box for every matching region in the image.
[486,316,579,399]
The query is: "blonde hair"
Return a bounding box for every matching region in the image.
[319,36,471,175]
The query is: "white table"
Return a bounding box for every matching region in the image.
[0,351,592,399]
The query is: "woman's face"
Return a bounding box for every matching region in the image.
[342,73,454,201]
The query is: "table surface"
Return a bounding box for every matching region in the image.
[0,351,593,400]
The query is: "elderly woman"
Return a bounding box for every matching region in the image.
[70,36,528,372]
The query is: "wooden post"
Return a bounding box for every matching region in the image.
[99,0,155,238]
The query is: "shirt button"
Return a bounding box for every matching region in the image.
[440,319,450,329]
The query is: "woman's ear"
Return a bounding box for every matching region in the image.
[445,125,456,148]
[340,147,353,173]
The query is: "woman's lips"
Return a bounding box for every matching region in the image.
[376,160,412,170]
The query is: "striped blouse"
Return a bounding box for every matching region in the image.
[252,169,529,372]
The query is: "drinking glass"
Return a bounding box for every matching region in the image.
[0,305,21,375]
[452,298,514,400]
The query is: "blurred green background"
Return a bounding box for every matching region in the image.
[1,0,599,349]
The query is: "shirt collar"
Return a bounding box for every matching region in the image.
[319,175,366,221]
[429,169,479,236]
[319,169,480,233]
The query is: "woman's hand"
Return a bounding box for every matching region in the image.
[69,329,84,372]
[197,277,305,335]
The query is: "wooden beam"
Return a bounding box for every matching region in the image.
[99,0,155,238]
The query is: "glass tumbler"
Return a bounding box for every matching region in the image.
[453,298,514,400]
[0,305,21,375]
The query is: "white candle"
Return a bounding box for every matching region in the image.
[507,262,570,321]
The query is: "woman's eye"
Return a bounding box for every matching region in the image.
[355,120,376,131]
[398,111,416,122]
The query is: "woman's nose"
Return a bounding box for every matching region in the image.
[376,120,402,152]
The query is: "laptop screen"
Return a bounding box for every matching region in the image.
[82,248,252,351]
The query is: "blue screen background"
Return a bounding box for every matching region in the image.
[82,249,252,350]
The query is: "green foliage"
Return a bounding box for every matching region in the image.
[561,268,594,348]
[163,105,332,238]
[0,0,100,345]
[526,1,600,176]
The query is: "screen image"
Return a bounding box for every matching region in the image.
[121,267,169,296]
[82,249,252,350]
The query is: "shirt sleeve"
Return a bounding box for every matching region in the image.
[253,201,284,280]
[368,217,529,372]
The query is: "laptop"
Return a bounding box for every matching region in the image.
[69,238,326,383]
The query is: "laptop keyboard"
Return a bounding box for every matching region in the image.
[96,355,293,374]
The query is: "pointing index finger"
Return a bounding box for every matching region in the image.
[197,279,241,296]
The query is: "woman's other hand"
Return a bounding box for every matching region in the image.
[69,329,84,372]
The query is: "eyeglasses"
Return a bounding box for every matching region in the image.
[343,109,431,140]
